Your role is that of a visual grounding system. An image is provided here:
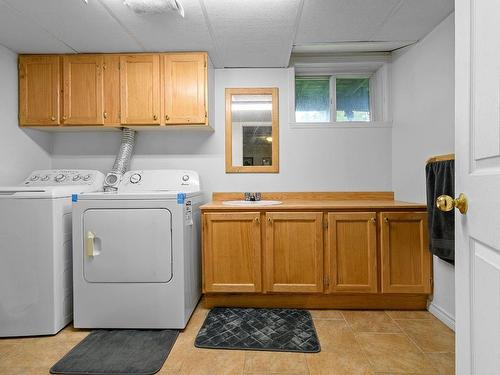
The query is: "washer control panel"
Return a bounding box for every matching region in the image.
[23,170,105,188]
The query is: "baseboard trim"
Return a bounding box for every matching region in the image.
[203,293,429,310]
[428,302,455,331]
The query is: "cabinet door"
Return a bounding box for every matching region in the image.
[103,55,121,125]
[265,212,323,293]
[120,54,160,125]
[62,55,104,125]
[380,212,432,293]
[19,55,60,125]
[327,212,378,293]
[163,53,207,125]
[203,212,262,293]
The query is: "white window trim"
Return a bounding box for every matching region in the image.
[288,64,392,129]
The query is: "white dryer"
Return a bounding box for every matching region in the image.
[72,170,202,329]
[0,170,105,337]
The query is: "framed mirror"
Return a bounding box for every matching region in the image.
[225,88,279,173]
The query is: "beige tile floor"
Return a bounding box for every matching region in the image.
[0,304,455,375]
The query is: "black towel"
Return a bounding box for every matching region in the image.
[425,159,455,265]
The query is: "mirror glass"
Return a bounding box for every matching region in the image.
[226,88,278,173]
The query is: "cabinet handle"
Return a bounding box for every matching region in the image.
[370,217,376,223]
[268,217,272,223]
[255,217,260,223]
[384,217,389,223]
[165,114,170,121]
[62,116,67,121]
[51,116,56,121]
[103,112,108,119]
[153,114,158,121]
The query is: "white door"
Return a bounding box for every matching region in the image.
[83,208,172,283]
[456,0,500,373]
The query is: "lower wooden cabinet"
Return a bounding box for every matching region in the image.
[201,209,432,300]
[264,212,323,293]
[326,212,378,293]
[203,212,262,293]
[380,212,432,294]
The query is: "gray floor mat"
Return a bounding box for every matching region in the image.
[194,307,320,353]
[50,329,178,375]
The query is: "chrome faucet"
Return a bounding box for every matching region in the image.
[244,192,262,201]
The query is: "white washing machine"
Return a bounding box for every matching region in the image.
[0,170,105,337]
[72,170,202,329]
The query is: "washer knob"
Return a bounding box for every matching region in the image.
[182,174,190,182]
[54,174,66,182]
[83,174,91,182]
[130,173,141,184]
[30,175,39,181]
[72,174,82,181]
[41,175,50,181]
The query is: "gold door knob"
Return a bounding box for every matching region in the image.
[436,193,468,214]
[153,114,158,121]
[165,115,170,121]
[51,116,56,121]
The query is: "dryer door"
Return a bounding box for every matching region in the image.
[83,208,172,283]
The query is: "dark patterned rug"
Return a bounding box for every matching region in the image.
[194,307,320,353]
[50,329,178,375]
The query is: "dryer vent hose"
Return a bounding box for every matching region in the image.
[104,128,136,192]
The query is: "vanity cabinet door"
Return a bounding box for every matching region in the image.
[264,212,323,293]
[203,212,262,293]
[380,212,432,294]
[162,52,207,125]
[62,55,104,125]
[19,55,60,125]
[120,54,160,125]
[326,212,378,293]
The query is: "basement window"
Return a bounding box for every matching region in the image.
[295,75,371,123]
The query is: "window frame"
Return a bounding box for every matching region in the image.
[288,63,391,129]
[295,73,374,123]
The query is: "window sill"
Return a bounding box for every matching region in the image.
[289,121,392,129]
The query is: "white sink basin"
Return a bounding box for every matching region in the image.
[222,200,282,206]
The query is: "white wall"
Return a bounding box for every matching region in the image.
[0,45,52,184]
[51,68,393,200]
[391,14,455,329]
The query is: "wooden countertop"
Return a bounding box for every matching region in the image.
[201,199,426,211]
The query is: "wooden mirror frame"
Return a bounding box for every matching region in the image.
[225,87,279,173]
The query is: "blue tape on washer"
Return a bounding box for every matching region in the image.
[177,193,186,204]
[72,194,78,202]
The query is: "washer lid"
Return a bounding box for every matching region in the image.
[0,186,93,198]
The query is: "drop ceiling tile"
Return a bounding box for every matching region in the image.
[0,1,73,53]
[372,0,454,41]
[3,0,141,53]
[100,0,216,57]
[202,0,302,67]
[295,0,401,44]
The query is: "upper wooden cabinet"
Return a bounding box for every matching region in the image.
[163,53,207,125]
[380,212,432,294]
[120,54,161,125]
[62,55,104,125]
[203,212,262,293]
[103,55,121,125]
[326,212,378,293]
[19,55,60,125]
[18,52,210,128]
[265,212,323,293]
